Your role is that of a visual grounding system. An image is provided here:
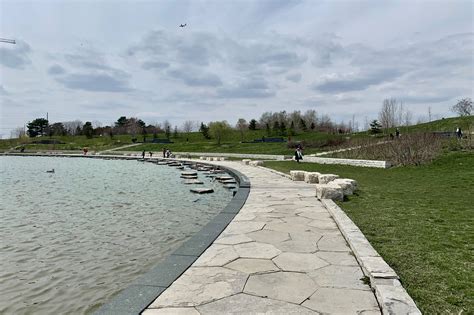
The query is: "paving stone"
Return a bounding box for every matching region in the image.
[273,252,329,272]
[244,271,318,304]
[193,245,239,267]
[318,235,351,252]
[246,229,290,244]
[149,267,247,308]
[232,212,256,221]
[281,216,313,225]
[309,265,369,290]
[222,221,265,235]
[265,222,316,234]
[233,242,282,259]
[315,251,359,266]
[290,231,323,243]
[143,307,200,315]
[303,288,379,314]
[308,218,339,230]
[225,258,279,274]
[196,293,318,314]
[214,234,253,245]
[274,239,318,253]
[296,210,332,219]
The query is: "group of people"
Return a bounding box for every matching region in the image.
[141,148,173,159]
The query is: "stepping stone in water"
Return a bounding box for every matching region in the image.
[221,179,237,184]
[190,188,214,194]
[181,171,198,176]
[223,184,237,189]
[183,180,204,185]
[215,176,234,181]
[181,175,198,179]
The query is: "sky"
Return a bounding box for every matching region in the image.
[0,0,473,138]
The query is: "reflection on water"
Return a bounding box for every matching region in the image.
[0,156,232,314]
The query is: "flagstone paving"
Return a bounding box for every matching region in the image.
[145,162,381,314]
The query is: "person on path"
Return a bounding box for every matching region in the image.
[295,147,303,163]
[456,127,463,139]
[162,147,166,158]
[149,151,153,158]
[142,150,146,159]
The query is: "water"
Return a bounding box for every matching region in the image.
[0,156,233,314]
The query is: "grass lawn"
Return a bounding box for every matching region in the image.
[263,151,474,314]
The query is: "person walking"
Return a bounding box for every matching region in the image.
[295,147,303,163]
[142,150,146,159]
[162,147,166,158]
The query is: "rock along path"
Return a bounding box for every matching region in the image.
[144,161,381,314]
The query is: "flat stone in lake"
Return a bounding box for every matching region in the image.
[190,188,214,194]
[181,171,198,176]
[183,180,204,185]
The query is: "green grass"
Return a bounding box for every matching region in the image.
[263,151,474,314]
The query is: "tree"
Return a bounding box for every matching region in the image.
[27,118,48,137]
[272,121,280,134]
[369,120,382,134]
[49,122,66,136]
[173,125,179,138]
[280,121,286,135]
[310,122,315,130]
[248,119,257,130]
[299,118,307,132]
[236,118,248,142]
[451,98,473,116]
[379,98,398,131]
[63,120,83,136]
[199,122,210,139]
[209,121,231,145]
[82,121,94,139]
[11,126,26,139]
[165,125,171,140]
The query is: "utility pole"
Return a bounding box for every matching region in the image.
[0,38,16,44]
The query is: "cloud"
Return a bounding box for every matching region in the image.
[167,68,222,86]
[286,73,302,82]
[313,68,402,93]
[142,61,169,70]
[56,73,132,92]
[48,64,66,75]
[0,85,8,95]
[81,102,133,111]
[217,78,275,98]
[0,40,31,69]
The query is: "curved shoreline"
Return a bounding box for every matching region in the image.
[2,153,250,315]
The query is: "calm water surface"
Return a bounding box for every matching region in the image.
[0,156,233,314]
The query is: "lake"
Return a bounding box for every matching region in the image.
[0,156,233,314]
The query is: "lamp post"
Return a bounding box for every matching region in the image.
[0,38,16,44]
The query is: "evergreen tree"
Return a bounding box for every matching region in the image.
[300,118,307,131]
[248,119,257,130]
[82,121,94,139]
[280,121,286,135]
[369,120,382,134]
[165,125,171,139]
[272,121,280,133]
[26,118,49,137]
[199,122,211,139]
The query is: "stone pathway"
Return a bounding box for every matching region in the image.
[144,162,381,314]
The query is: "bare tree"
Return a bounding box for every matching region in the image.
[92,120,103,129]
[182,120,195,134]
[11,126,26,139]
[236,118,248,142]
[63,120,83,135]
[378,98,398,131]
[428,106,432,122]
[403,110,413,127]
[451,98,473,116]
[303,109,317,130]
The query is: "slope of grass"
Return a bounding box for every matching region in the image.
[263,151,474,314]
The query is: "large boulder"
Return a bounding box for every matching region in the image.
[304,172,321,184]
[249,160,264,166]
[290,170,306,181]
[318,174,339,184]
[332,178,358,195]
[242,159,251,165]
[315,184,344,201]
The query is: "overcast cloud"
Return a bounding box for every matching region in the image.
[0,0,473,138]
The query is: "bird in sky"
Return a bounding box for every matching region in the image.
[179,23,187,27]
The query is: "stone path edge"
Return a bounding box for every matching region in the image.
[320,199,421,315]
[2,153,250,315]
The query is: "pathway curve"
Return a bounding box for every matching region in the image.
[144,161,381,314]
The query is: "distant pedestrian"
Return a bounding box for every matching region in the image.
[456,127,463,139]
[162,147,166,158]
[83,147,88,155]
[395,128,400,138]
[390,133,394,140]
[142,150,146,159]
[149,151,153,158]
[295,147,303,163]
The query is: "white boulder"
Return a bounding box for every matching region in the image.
[249,160,264,166]
[242,159,251,165]
[315,184,344,201]
[318,174,339,184]
[304,172,321,184]
[290,170,306,181]
[332,178,358,195]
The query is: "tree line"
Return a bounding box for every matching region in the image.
[15,98,472,140]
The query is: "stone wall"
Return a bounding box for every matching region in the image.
[176,152,286,160]
[302,156,391,168]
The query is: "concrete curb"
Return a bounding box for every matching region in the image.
[321,199,421,315]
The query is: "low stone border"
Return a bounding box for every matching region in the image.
[302,156,391,168]
[321,199,421,315]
